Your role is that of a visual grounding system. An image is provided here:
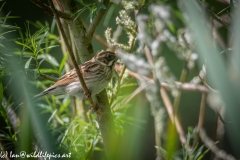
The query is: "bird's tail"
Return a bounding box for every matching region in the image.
[33,91,49,99]
[33,86,64,99]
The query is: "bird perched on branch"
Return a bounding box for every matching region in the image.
[34,51,118,99]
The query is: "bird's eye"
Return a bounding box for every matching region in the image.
[106,54,113,60]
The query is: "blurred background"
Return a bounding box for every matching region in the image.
[0,0,239,160]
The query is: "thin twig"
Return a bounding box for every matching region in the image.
[114,65,209,93]
[144,46,154,67]
[206,8,231,31]
[173,68,187,114]
[198,75,217,92]
[30,0,71,20]
[199,129,236,160]
[93,34,115,51]
[85,0,110,42]
[197,92,207,132]
[160,88,186,144]
[48,0,98,112]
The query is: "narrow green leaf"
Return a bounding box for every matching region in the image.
[39,68,59,74]
[0,16,20,20]
[17,26,24,44]
[38,27,49,48]
[38,57,48,67]
[37,54,59,67]
[0,30,17,37]
[25,57,33,69]
[37,45,59,53]
[0,24,20,29]
[217,6,230,15]
[50,19,56,33]
[0,1,6,11]
[33,70,39,79]
[0,44,6,50]
[33,25,49,38]
[59,54,69,74]
[197,145,211,160]
[15,41,33,51]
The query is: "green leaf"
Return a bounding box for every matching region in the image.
[38,57,48,67]
[98,2,106,9]
[50,19,56,33]
[0,16,20,20]
[0,1,6,11]
[0,30,17,37]
[0,44,6,50]
[33,25,49,38]
[38,27,49,48]
[25,57,33,69]
[33,70,39,79]
[39,68,59,74]
[37,54,59,67]
[37,45,59,53]
[59,54,69,74]
[15,41,33,51]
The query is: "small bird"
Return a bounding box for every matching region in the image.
[34,51,118,99]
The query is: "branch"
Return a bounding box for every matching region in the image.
[197,92,207,132]
[48,0,98,112]
[85,0,110,42]
[199,129,236,160]
[160,88,186,144]
[207,8,230,31]
[114,65,209,93]
[49,1,118,158]
[30,0,71,20]
[93,34,114,51]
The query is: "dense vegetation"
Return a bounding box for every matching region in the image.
[0,0,239,160]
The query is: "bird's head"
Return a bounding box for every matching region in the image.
[94,51,118,67]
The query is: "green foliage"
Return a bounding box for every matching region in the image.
[73,0,106,22]
[15,22,59,79]
[1,0,240,160]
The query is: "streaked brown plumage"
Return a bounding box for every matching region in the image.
[34,51,117,99]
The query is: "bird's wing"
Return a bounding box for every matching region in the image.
[53,67,79,87]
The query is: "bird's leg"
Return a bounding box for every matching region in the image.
[83,89,92,100]
[88,96,99,113]
[89,103,99,113]
[83,90,99,112]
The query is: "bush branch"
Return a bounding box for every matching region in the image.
[48,0,98,111]
[85,0,110,42]
[199,129,236,160]
[197,92,207,132]
[114,65,209,93]
[30,0,71,20]
[160,88,186,144]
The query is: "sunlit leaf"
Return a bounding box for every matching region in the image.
[15,41,33,51]
[25,57,33,69]
[33,25,49,38]
[38,27,49,48]
[37,54,59,67]
[37,45,59,53]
